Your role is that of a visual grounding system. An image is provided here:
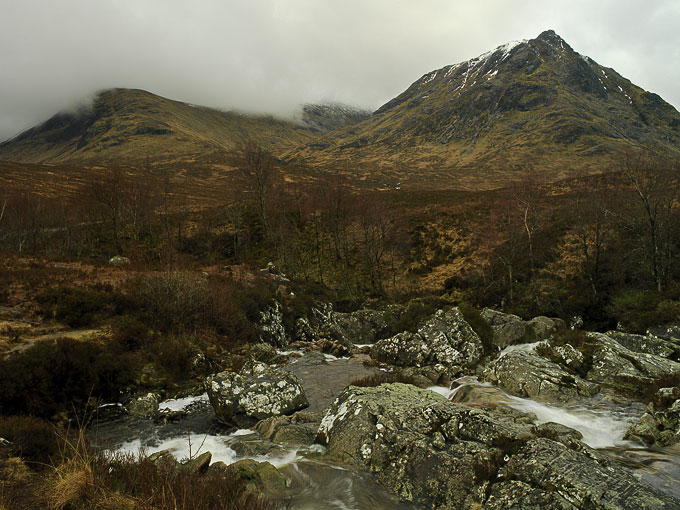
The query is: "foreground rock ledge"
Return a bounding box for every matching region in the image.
[316,383,680,510]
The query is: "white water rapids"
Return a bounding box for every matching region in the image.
[428,378,639,449]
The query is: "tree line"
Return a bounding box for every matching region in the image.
[0,144,678,328]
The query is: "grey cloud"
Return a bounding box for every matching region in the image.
[1,0,678,141]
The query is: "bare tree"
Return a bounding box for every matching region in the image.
[512,168,546,274]
[571,173,613,299]
[607,150,679,291]
[231,141,278,235]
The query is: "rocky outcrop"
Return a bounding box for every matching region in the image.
[586,333,680,395]
[482,350,599,403]
[295,303,404,348]
[481,309,565,349]
[370,307,483,371]
[257,301,288,347]
[205,363,308,426]
[604,331,680,360]
[316,384,678,509]
[499,437,677,510]
[626,386,680,446]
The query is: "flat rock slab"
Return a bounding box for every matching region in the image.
[284,351,380,413]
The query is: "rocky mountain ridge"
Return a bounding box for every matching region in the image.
[290,30,680,188]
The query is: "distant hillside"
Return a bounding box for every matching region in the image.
[0,88,320,164]
[289,30,680,189]
[298,103,372,132]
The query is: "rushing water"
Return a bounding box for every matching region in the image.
[91,346,680,506]
[428,362,680,499]
[430,377,641,448]
[92,379,413,509]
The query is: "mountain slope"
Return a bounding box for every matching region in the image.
[298,103,372,132]
[0,88,320,164]
[290,30,680,189]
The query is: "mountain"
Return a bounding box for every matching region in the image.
[0,88,319,164]
[289,30,680,189]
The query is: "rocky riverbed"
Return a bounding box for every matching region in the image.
[90,304,680,509]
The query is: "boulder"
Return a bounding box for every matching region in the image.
[205,364,308,426]
[625,386,680,446]
[255,413,318,446]
[108,255,131,266]
[229,459,287,495]
[481,309,564,349]
[316,384,677,510]
[586,333,680,395]
[370,307,483,370]
[647,324,680,343]
[248,342,278,363]
[181,451,211,474]
[482,351,599,403]
[127,392,160,418]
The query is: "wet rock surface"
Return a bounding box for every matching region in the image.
[283,351,380,413]
[317,383,680,509]
[482,350,600,402]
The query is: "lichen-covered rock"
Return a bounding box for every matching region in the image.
[127,392,160,417]
[248,342,278,363]
[370,307,483,370]
[604,331,680,360]
[205,365,308,425]
[626,387,680,446]
[586,333,680,395]
[538,342,586,374]
[481,309,564,349]
[294,303,404,348]
[648,324,680,343]
[528,316,566,338]
[257,300,288,347]
[482,351,599,402]
[315,384,678,509]
[317,384,532,508]
[500,438,679,510]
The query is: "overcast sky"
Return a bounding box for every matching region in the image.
[1,0,679,142]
